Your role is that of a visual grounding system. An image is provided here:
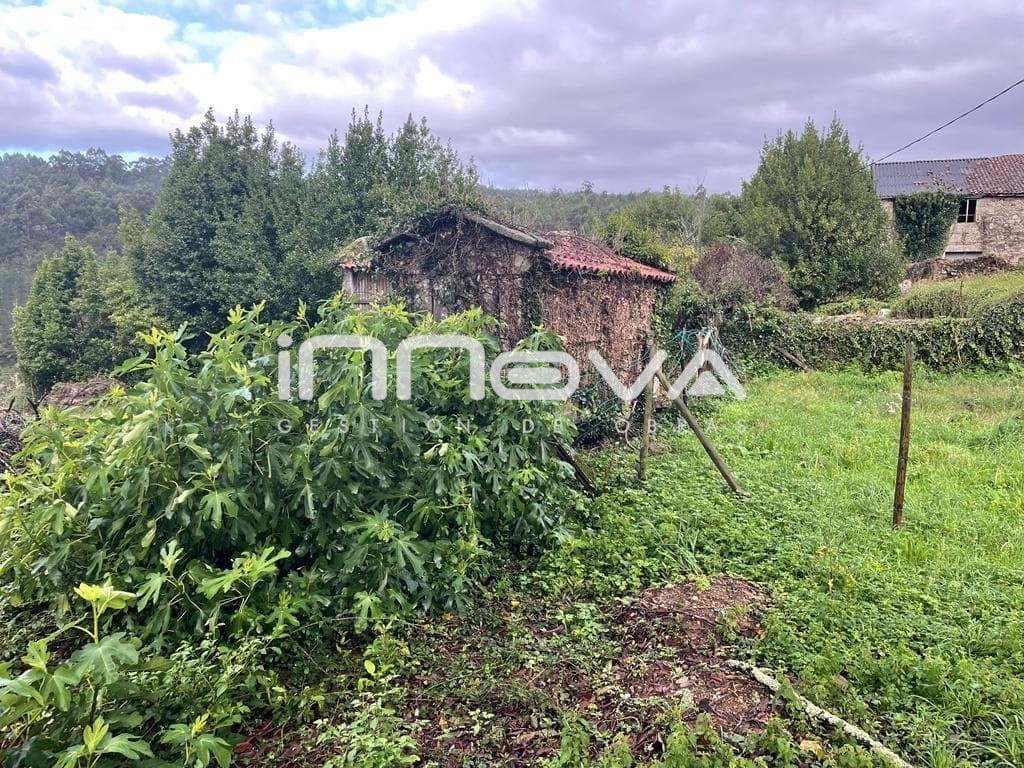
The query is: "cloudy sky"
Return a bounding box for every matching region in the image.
[1,0,1022,192]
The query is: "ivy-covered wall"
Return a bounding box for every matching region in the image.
[721,299,1024,373]
[537,267,658,382]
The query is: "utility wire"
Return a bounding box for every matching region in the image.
[871,74,1024,166]
[813,73,1024,194]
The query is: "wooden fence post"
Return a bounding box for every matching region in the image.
[638,334,655,483]
[654,369,744,496]
[892,342,913,528]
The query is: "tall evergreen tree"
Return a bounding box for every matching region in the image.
[131,109,479,338]
[737,118,902,307]
[13,237,160,394]
[132,111,309,332]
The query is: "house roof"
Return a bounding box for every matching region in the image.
[337,235,374,269]
[351,206,675,282]
[872,154,1024,198]
[375,206,553,251]
[542,232,677,282]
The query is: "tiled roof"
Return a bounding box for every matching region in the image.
[362,207,676,282]
[967,154,1024,196]
[543,232,676,282]
[873,154,1024,197]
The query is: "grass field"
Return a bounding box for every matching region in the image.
[565,370,1024,766]
[3,362,1019,766]
[893,269,1024,318]
[247,368,1024,767]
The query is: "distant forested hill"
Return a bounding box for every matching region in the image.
[0,149,168,358]
[482,183,651,235]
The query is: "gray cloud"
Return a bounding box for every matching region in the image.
[0,46,57,82]
[2,0,1022,191]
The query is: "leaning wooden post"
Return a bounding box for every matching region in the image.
[638,334,655,483]
[654,368,744,495]
[892,342,914,528]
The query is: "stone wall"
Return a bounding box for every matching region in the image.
[538,269,656,383]
[979,197,1024,264]
[882,196,1024,264]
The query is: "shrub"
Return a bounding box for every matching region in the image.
[720,295,1024,372]
[0,299,578,643]
[690,242,796,315]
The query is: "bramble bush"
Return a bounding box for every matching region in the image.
[0,298,578,646]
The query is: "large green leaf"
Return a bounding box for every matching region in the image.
[69,634,138,685]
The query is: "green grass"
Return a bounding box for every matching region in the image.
[257,368,1024,768]
[544,369,1024,767]
[892,269,1024,318]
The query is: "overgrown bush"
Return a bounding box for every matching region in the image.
[0,299,578,645]
[690,241,796,315]
[0,583,235,767]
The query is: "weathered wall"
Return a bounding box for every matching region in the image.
[882,196,1024,265]
[368,220,661,382]
[538,269,657,382]
[979,197,1024,263]
[374,220,533,347]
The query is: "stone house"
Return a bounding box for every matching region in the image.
[339,206,675,381]
[873,154,1024,264]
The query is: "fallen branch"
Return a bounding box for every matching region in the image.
[776,347,811,372]
[726,660,915,768]
[555,439,597,496]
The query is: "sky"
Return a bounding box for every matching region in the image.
[0,0,1022,192]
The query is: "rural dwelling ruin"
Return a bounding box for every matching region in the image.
[339,206,675,380]
[873,154,1024,266]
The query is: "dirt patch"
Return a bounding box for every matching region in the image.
[403,575,777,767]
[610,576,773,736]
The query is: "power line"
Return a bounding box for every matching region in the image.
[812,73,1024,194]
[870,73,1024,166]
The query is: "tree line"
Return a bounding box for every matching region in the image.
[10,112,912,395]
[12,109,481,393]
[0,149,167,361]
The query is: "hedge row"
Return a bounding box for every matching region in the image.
[721,297,1024,373]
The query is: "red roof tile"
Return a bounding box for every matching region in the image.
[966,154,1024,196]
[874,153,1024,197]
[543,232,676,282]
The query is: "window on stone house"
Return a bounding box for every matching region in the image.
[957,198,977,223]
